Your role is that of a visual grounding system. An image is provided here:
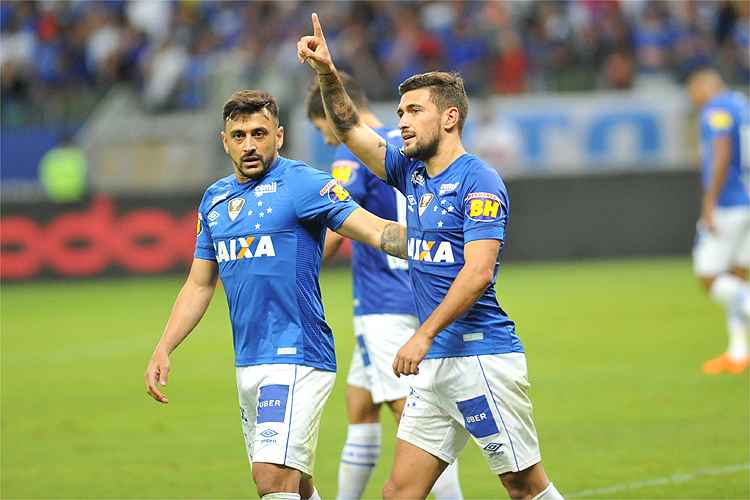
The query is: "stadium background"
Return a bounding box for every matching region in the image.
[1,0,748,498]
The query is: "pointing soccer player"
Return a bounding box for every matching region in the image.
[298,14,563,500]
[144,90,408,500]
[687,68,750,375]
[306,74,463,500]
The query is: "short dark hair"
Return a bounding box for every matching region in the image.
[398,72,468,131]
[223,90,279,123]
[306,72,369,120]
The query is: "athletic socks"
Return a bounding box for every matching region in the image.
[710,274,750,360]
[261,494,301,500]
[431,460,464,499]
[336,423,381,500]
[531,482,564,500]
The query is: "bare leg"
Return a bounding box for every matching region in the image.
[383,438,447,500]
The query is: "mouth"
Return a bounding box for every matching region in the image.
[241,156,262,167]
[401,131,416,144]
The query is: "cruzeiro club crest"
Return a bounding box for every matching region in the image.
[228,198,246,221]
[418,193,434,217]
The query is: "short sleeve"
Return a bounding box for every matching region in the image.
[384,143,411,195]
[703,107,735,139]
[331,145,368,204]
[194,198,216,261]
[289,164,361,230]
[461,168,509,244]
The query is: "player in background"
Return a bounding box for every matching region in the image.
[298,14,563,500]
[687,68,750,375]
[306,74,463,500]
[144,90,409,500]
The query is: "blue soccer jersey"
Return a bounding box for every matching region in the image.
[194,156,360,372]
[700,90,750,207]
[384,145,523,359]
[331,127,416,317]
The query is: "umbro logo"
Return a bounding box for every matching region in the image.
[483,442,504,456]
[259,429,278,438]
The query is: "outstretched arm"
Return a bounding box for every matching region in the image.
[334,207,407,259]
[144,258,218,404]
[297,13,389,180]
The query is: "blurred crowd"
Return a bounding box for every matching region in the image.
[2,0,748,126]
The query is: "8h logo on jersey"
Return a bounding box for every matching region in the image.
[465,192,502,222]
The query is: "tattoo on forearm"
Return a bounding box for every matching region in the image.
[380,223,407,259]
[319,72,360,135]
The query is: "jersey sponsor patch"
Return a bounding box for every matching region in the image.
[456,395,500,438]
[228,198,245,221]
[465,192,502,222]
[254,181,277,197]
[708,110,733,130]
[331,160,359,185]
[256,384,289,423]
[320,179,352,203]
[196,214,202,236]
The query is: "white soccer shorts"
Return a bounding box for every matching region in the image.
[397,353,541,475]
[236,363,335,477]
[694,206,750,277]
[346,314,418,404]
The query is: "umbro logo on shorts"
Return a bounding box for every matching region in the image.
[259,429,279,438]
[483,442,505,456]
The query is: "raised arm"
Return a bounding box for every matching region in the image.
[297,13,389,180]
[144,258,219,404]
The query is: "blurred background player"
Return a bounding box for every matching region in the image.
[687,67,750,375]
[298,14,562,500]
[306,73,463,500]
[144,90,409,500]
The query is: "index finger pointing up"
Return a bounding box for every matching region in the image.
[312,12,325,40]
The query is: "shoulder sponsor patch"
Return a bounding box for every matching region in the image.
[708,110,733,130]
[331,160,359,185]
[196,214,202,236]
[456,395,500,438]
[464,192,502,222]
[256,384,289,424]
[320,179,351,203]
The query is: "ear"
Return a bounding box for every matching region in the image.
[220,130,229,154]
[443,107,461,132]
[276,125,285,151]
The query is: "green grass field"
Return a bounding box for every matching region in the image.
[2,258,748,499]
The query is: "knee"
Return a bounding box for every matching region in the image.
[252,464,299,497]
[382,478,400,500]
[501,473,534,500]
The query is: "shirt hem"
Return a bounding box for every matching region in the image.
[234,358,336,372]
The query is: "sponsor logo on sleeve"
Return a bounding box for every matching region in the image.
[707,110,733,130]
[418,193,434,216]
[456,395,500,438]
[320,179,352,203]
[256,384,289,423]
[464,192,502,222]
[228,198,246,221]
[331,160,359,185]
[196,214,202,236]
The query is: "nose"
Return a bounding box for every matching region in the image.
[242,135,256,153]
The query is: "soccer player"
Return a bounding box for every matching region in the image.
[144,90,409,500]
[687,68,750,375]
[306,74,463,500]
[297,14,563,500]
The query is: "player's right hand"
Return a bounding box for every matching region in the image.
[297,13,335,75]
[145,349,170,404]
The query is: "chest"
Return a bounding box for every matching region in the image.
[404,177,464,233]
[207,181,296,239]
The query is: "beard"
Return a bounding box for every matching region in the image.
[404,128,440,162]
[236,152,275,180]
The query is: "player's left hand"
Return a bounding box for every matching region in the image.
[393,330,433,377]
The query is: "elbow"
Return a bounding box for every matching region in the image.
[466,265,494,290]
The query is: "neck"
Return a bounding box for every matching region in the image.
[361,110,383,129]
[425,135,466,178]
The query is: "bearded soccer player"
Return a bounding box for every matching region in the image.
[687,68,750,375]
[298,14,563,500]
[144,90,408,500]
[306,74,463,500]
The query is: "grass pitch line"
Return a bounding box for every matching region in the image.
[569,463,750,498]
